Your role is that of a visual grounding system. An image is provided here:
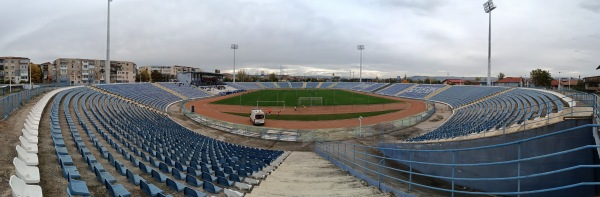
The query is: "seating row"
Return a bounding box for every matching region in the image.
[158,82,211,99]
[96,83,182,111]
[11,87,75,197]
[70,88,287,196]
[409,88,566,141]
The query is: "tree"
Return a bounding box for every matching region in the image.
[573,80,585,92]
[475,77,481,81]
[236,70,248,82]
[150,70,163,82]
[29,63,43,83]
[269,73,278,82]
[139,70,150,82]
[530,69,552,87]
[497,73,505,80]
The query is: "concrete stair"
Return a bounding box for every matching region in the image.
[392,84,418,96]
[327,82,338,88]
[273,82,280,88]
[87,86,167,115]
[152,83,188,100]
[456,87,514,110]
[315,82,323,88]
[423,85,450,100]
[257,82,266,89]
[371,83,393,93]
[302,82,307,88]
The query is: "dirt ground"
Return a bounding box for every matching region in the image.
[185,92,426,130]
[168,103,313,152]
[0,93,45,197]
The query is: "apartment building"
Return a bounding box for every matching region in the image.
[39,62,54,83]
[139,65,200,81]
[0,56,30,84]
[51,58,137,84]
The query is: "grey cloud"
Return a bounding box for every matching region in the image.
[0,0,599,79]
[580,0,600,13]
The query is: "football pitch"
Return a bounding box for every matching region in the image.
[211,89,400,106]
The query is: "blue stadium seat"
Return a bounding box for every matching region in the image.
[184,187,207,197]
[203,181,223,194]
[151,169,167,183]
[67,173,90,197]
[185,176,201,187]
[126,169,144,186]
[201,172,217,182]
[217,176,234,187]
[105,181,131,197]
[140,179,163,197]
[171,168,186,180]
[166,178,185,192]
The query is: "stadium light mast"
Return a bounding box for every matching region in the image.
[358,116,363,137]
[29,62,32,89]
[357,45,365,83]
[483,0,496,86]
[231,44,238,83]
[105,0,112,84]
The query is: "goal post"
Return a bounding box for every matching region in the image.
[298,97,323,106]
[256,101,286,110]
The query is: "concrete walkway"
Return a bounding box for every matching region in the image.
[246,151,387,197]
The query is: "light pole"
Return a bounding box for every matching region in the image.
[9,71,12,93]
[231,44,238,83]
[358,116,363,137]
[106,0,112,84]
[357,45,365,83]
[483,0,496,87]
[558,71,562,90]
[29,63,32,89]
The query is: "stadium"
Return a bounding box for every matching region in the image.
[2,80,599,197]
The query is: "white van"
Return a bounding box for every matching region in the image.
[250,109,265,125]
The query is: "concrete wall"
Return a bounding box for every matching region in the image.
[379,119,596,197]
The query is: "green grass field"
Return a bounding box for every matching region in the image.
[211,89,400,106]
[225,109,399,121]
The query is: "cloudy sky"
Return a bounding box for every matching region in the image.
[1,0,599,79]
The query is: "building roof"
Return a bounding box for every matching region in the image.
[495,77,522,83]
[551,79,578,86]
[0,56,29,59]
[442,79,464,83]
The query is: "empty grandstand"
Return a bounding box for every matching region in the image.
[6,82,600,197]
[398,84,446,99]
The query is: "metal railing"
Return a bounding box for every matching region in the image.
[181,100,436,142]
[0,86,60,120]
[315,92,600,196]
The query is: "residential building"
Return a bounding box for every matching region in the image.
[0,57,30,84]
[583,76,600,92]
[552,78,578,90]
[495,77,523,87]
[52,58,137,85]
[442,79,465,85]
[39,62,54,83]
[139,65,200,82]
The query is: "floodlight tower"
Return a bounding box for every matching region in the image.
[483,0,496,86]
[357,45,365,83]
[106,0,112,84]
[231,44,238,83]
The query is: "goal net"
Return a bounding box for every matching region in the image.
[298,97,323,106]
[256,101,286,110]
